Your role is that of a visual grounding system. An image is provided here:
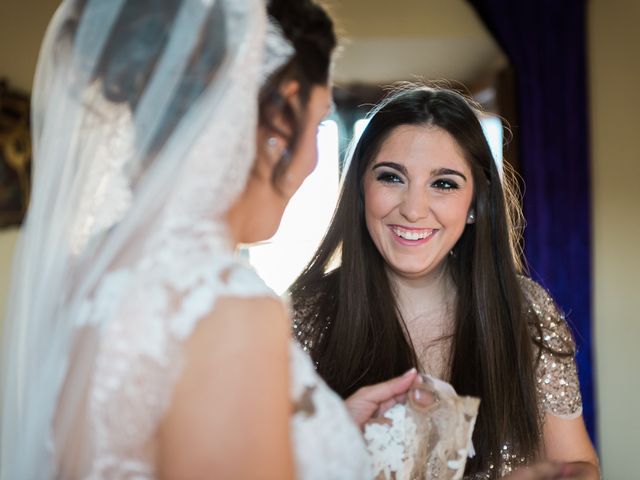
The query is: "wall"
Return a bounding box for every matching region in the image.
[0,230,18,324]
[589,0,640,477]
[0,0,61,92]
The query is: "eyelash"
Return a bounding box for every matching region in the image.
[432,179,460,190]
[375,172,460,190]
[376,172,403,184]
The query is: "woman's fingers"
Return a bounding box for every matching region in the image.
[345,368,417,428]
[357,368,417,403]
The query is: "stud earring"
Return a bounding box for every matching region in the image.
[467,210,476,224]
[266,137,278,148]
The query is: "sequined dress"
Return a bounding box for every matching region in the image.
[470,276,583,478]
[292,276,583,479]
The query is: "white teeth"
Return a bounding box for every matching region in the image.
[392,227,434,240]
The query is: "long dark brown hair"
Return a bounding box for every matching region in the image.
[289,85,539,475]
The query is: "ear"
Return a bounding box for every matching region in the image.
[466,209,476,224]
[279,79,300,104]
[265,80,301,142]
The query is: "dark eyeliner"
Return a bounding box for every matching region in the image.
[376,171,403,184]
[432,178,460,190]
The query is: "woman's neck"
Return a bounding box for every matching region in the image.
[388,264,455,324]
[388,264,456,377]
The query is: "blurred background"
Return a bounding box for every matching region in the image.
[0,1,638,477]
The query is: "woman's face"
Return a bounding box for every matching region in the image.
[363,124,475,281]
[229,84,333,244]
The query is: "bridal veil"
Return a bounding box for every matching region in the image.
[0,0,292,477]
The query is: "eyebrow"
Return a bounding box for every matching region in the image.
[431,168,467,182]
[372,162,468,182]
[372,162,408,175]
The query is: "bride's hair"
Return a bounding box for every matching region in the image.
[60,0,336,180]
[262,0,336,186]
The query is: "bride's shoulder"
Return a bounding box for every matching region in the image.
[208,294,289,332]
[192,258,288,341]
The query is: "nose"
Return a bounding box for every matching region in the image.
[398,185,430,223]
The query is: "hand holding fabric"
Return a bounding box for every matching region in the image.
[344,368,418,429]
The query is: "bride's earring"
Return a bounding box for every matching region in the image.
[266,136,290,164]
[266,136,279,157]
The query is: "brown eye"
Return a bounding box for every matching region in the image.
[376,172,403,184]
[432,179,459,190]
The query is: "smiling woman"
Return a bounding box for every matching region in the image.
[363,125,475,281]
[289,85,599,478]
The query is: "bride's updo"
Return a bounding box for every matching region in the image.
[263,0,336,186]
[60,0,336,182]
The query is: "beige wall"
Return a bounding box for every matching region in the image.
[0,230,19,324]
[0,0,61,92]
[589,0,640,477]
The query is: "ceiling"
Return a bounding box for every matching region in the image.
[0,0,507,92]
[325,0,507,86]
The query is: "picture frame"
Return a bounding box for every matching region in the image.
[0,79,31,228]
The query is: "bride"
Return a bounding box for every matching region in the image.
[0,0,418,478]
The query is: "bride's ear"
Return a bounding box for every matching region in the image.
[255,79,300,168]
[279,79,300,103]
[251,79,304,189]
[271,79,301,138]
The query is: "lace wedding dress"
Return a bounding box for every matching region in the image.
[0,1,371,478]
[78,240,371,478]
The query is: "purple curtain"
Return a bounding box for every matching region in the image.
[466,0,595,442]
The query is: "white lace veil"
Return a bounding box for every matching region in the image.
[0,0,293,477]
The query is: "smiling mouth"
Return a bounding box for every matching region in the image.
[389,225,436,241]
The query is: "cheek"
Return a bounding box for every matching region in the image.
[433,190,474,227]
[288,127,319,190]
[301,132,319,176]
[363,180,396,226]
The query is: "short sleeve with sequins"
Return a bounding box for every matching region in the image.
[520,277,583,420]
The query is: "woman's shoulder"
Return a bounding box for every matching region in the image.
[518,275,575,354]
[517,276,583,419]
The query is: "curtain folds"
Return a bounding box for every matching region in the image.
[467,0,595,442]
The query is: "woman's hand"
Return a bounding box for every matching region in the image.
[344,368,418,429]
[504,461,599,480]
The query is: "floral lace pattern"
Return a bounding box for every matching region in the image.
[289,341,372,479]
[81,244,371,478]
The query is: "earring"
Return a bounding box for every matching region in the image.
[266,136,278,149]
[265,137,286,164]
[467,210,476,224]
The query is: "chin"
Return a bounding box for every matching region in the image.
[390,260,441,280]
[240,223,280,245]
